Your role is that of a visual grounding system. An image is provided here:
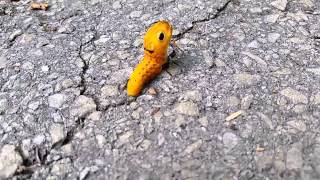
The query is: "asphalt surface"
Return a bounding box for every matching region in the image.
[0,0,320,179]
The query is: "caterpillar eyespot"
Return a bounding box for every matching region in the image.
[159,32,164,40]
[127,21,173,97]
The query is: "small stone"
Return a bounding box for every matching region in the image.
[271,0,288,11]
[257,112,274,129]
[306,67,320,75]
[0,56,7,69]
[130,10,142,18]
[41,65,49,72]
[183,140,202,155]
[131,110,140,119]
[9,29,22,41]
[112,1,122,9]
[87,111,102,121]
[174,101,199,116]
[70,95,97,118]
[50,123,65,144]
[223,132,239,150]
[94,35,110,46]
[267,33,281,43]
[242,51,267,67]
[247,40,260,48]
[286,120,307,133]
[0,145,23,179]
[96,135,106,148]
[312,92,320,105]
[226,96,240,107]
[61,79,74,89]
[175,114,185,128]
[158,133,165,146]
[22,62,34,70]
[118,131,133,143]
[33,134,45,145]
[233,73,258,86]
[48,94,66,108]
[202,50,215,68]
[147,87,157,95]
[139,140,151,150]
[280,88,308,104]
[256,155,273,171]
[241,95,253,109]
[0,98,8,114]
[250,7,262,13]
[184,90,202,102]
[300,0,314,9]
[264,14,280,23]
[101,85,119,97]
[28,101,40,110]
[198,116,208,127]
[287,145,303,170]
[79,167,90,180]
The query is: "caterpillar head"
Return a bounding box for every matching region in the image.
[143,21,172,57]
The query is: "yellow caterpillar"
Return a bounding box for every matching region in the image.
[127,21,172,96]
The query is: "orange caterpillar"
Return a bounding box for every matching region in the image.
[127,21,172,96]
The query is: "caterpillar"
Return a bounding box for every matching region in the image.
[127,21,172,97]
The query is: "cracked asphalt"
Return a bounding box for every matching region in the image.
[0,0,320,179]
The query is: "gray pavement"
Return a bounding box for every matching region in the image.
[0,0,320,179]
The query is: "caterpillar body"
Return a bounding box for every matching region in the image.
[127,21,172,96]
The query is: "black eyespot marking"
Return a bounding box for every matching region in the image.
[159,32,164,40]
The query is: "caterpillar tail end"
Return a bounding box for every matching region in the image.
[127,79,142,97]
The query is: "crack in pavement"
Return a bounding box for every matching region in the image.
[173,0,232,40]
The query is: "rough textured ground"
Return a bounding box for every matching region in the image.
[0,0,320,179]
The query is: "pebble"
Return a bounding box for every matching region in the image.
[183,140,202,155]
[184,90,202,102]
[198,116,208,127]
[241,95,253,110]
[70,95,97,118]
[87,111,102,121]
[271,0,287,11]
[286,120,307,133]
[256,155,273,171]
[157,133,165,146]
[118,131,133,143]
[242,51,267,67]
[139,140,151,151]
[0,98,8,114]
[267,33,281,43]
[233,73,258,86]
[0,145,23,178]
[202,50,215,68]
[101,85,119,97]
[174,101,199,116]
[257,112,274,129]
[33,134,45,145]
[41,65,49,72]
[9,29,22,41]
[0,56,7,69]
[96,135,106,148]
[226,96,240,107]
[280,88,308,104]
[223,132,239,150]
[50,123,65,144]
[175,114,185,128]
[147,87,157,95]
[306,67,320,75]
[112,1,122,9]
[264,14,280,23]
[287,144,303,170]
[312,92,320,105]
[130,10,142,18]
[48,93,66,108]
